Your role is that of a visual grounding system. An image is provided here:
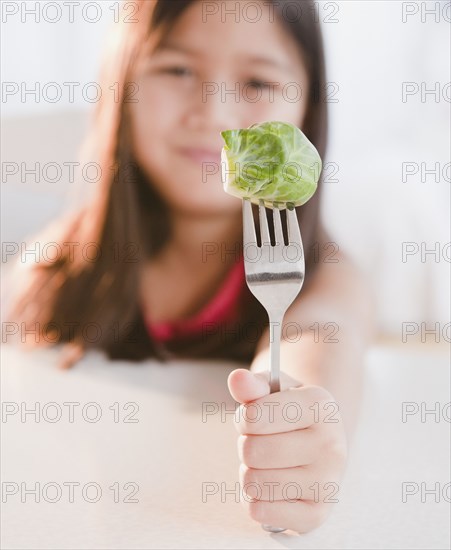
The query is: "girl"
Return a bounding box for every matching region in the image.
[6,0,374,533]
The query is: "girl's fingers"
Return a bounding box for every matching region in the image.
[58,342,85,369]
[238,428,347,470]
[242,497,334,534]
[227,368,302,404]
[239,463,342,503]
[234,385,339,435]
[238,429,318,469]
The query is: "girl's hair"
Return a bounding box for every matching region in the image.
[7,0,328,364]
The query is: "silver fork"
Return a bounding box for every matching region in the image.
[242,198,305,534]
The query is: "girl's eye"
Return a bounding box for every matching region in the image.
[246,79,271,90]
[161,66,193,77]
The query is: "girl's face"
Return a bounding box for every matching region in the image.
[129,0,309,216]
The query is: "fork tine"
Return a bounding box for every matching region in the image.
[272,203,284,245]
[258,200,271,245]
[242,198,257,245]
[286,204,302,244]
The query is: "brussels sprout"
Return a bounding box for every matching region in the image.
[220,121,321,208]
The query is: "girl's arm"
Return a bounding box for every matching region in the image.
[228,240,375,531]
[249,243,376,438]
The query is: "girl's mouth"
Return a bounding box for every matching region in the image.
[177,147,221,165]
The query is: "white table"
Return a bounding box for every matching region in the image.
[1,341,450,549]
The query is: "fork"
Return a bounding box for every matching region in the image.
[242,198,305,534]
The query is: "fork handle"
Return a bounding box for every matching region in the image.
[268,313,283,394]
[261,314,287,534]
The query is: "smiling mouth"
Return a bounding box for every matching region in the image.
[177,147,221,165]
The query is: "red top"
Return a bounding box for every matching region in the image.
[144,254,246,342]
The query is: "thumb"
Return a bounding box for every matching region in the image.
[227,368,303,404]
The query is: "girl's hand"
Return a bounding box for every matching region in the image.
[227,368,347,533]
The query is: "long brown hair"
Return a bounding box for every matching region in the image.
[7,0,328,365]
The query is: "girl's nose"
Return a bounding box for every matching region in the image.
[184,78,241,132]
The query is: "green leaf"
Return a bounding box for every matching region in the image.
[220,121,321,208]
